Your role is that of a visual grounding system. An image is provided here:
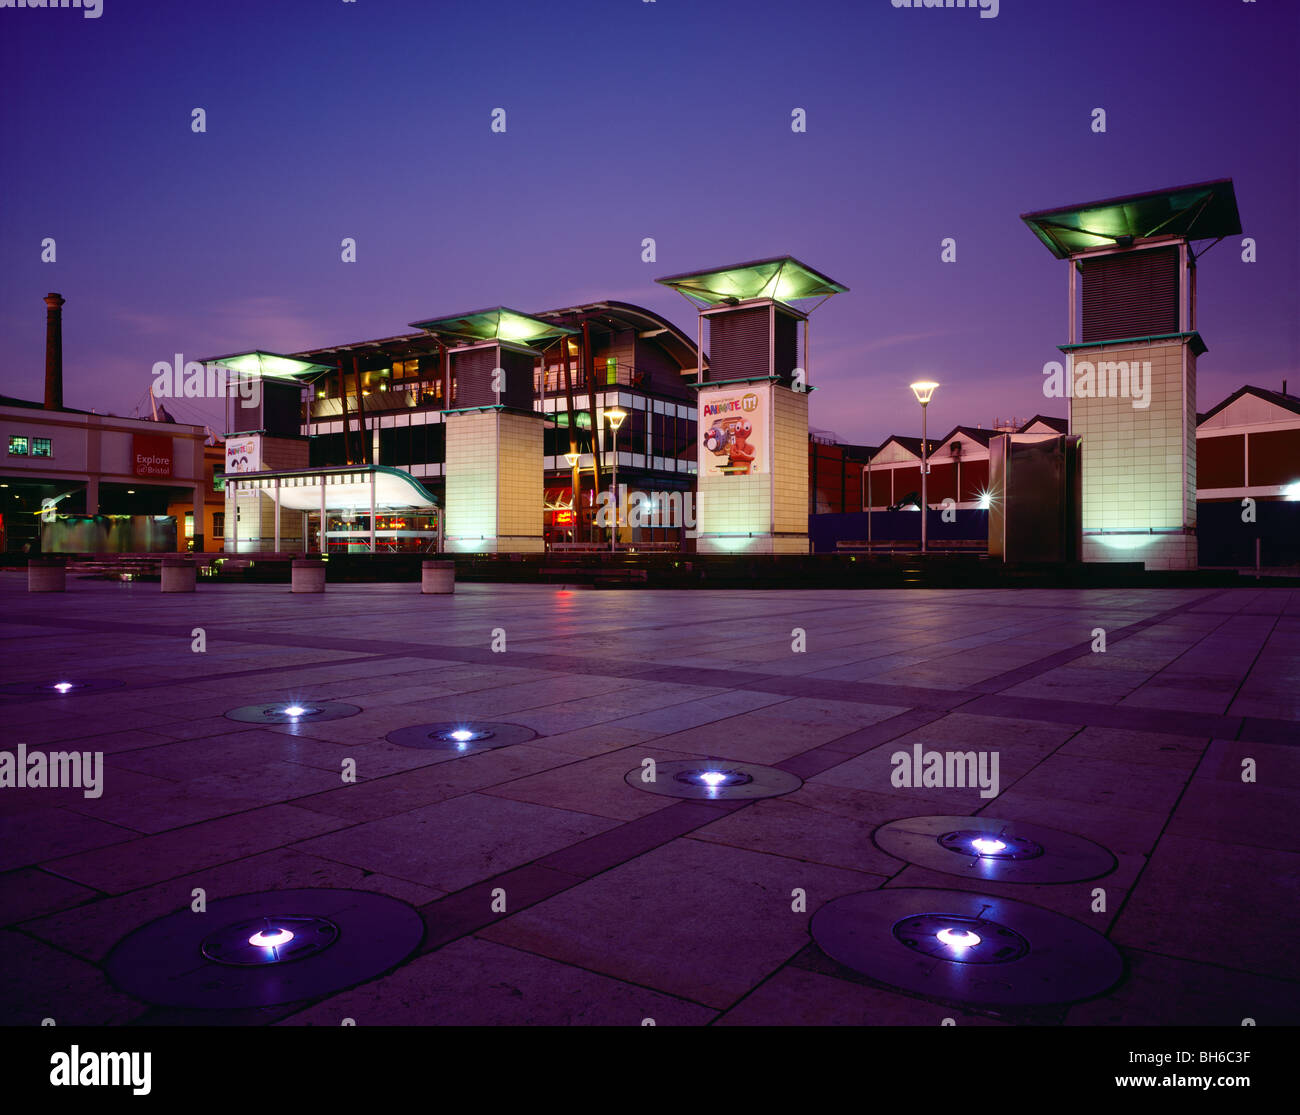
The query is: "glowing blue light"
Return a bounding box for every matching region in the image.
[450,730,475,742]
[283,706,308,718]
[698,771,729,787]
[937,928,980,949]
[53,682,74,693]
[971,838,1006,855]
[249,928,294,948]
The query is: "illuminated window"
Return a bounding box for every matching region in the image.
[184,512,194,536]
[31,437,52,457]
[7,436,28,456]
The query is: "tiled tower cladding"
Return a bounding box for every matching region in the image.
[1070,247,1198,570]
[696,302,810,554]
[443,343,545,553]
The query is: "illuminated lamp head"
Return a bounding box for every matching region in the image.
[936,927,981,949]
[283,706,308,718]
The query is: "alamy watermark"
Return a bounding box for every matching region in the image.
[0,745,103,798]
[1043,359,1151,409]
[891,0,999,19]
[1,0,102,17]
[891,743,1000,798]
[152,354,260,408]
[595,486,696,530]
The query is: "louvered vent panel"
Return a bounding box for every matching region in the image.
[708,306,771,382]
[1081,248,1180,342]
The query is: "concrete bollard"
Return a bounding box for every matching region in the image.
[421,559,455,594]
[291,558,327,593]
[160,556,196,593]
[28,558,66,593]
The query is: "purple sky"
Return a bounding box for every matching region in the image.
[2,0,1296,447]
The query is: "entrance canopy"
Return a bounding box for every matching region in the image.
[229,466,439,511]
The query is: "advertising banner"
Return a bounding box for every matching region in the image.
[224,436,261,475]
[132,433,174,478]
[699,388,765,476]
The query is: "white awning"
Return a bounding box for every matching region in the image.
[230,466,439,512]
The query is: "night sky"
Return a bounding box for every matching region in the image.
[2,0,1296,446]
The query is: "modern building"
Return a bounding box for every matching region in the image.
[1196,384,1300,503]
[216,302,703,553]
[861,417,1069,513]
[1,295,210,555]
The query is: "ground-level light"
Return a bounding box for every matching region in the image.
[248,928,295,948]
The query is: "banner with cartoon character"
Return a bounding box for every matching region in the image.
[224,436,261,475]
[699,388,765,476]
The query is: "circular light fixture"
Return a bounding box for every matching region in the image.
[937,927,981,949]
[631,760,801,801]
[51,682,76,693]
[431,727,495,744]
[226,700,361,726]
[386,721,535,752]
[672,767,753,790]
[890,911,1029,966]
[936,829,1044,862]
[248,928,295,948]
[199,914,339,967]
[971,837,1007,855]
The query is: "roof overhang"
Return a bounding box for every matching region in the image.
[655,256,848,307]
[1021,179,1242,259]
[202,351,333,380]
[409,306,577,347]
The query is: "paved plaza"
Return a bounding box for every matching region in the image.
[0,574,1296,1026]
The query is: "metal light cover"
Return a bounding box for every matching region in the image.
[909,380,939,406]
[603,407,627,431]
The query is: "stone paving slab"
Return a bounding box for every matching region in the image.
[0,575,1295,1026]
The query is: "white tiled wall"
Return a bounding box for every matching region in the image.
[444,410,544,553]
[1072,339,1197,569]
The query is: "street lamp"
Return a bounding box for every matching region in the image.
[563,450,581,544]
[909,381,939,553]
[603,407,627,552]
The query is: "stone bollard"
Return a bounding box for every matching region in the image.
[421,559,455,595]
[28,557,66,593]
[291,558,326,593]
[160,556,197,593]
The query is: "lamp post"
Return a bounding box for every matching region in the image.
[909,381,939,553]
[603,407,627,552]
[563,450,581,544]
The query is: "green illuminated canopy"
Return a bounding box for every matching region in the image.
[1021,179,1241,259]
[409,306,577,346]
[655,256,848,306]
[203,351,333,379]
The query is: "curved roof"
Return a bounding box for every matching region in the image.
[532,300,699,370]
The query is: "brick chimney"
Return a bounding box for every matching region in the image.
[44,292,65,410]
